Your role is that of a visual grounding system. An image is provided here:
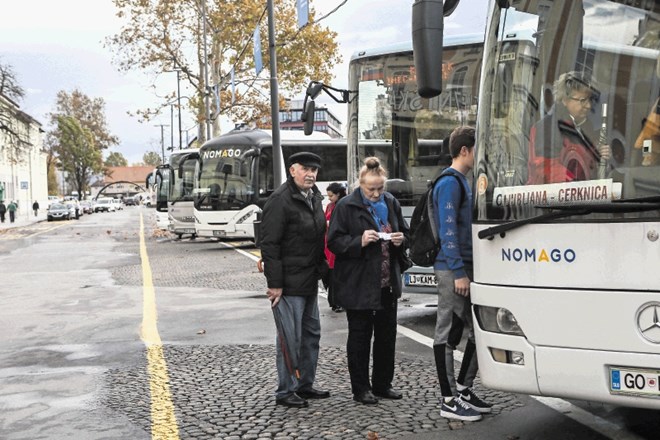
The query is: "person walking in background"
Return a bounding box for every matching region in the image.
[260,152,330,408]
[328,157,410,405]
[324,182,347,313]
[0,200,6,223]
[32,200,40,217]
[7,200,17,223]
[432,126,492,422]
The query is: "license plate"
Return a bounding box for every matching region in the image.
[404,273,437,287]
[610,366,660,397]
[184,229,196,234]
[213,230,226,237]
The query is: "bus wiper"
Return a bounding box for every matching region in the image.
[478,202,660,240]
[612,195,660,204]
[170,196,191,205]
[478,208,589,240]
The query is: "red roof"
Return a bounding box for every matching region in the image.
[104,166,154,184]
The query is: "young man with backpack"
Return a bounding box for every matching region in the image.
[432,126,492,421]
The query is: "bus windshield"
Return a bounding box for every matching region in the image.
[196,146,255,211]
[476,0,660,223]
[170,151,197,202]
[347,37,483,205]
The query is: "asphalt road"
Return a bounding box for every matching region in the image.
[0,207,657,439]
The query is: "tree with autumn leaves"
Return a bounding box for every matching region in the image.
[53,115,105,200]
[106,0,341,143]
[45,89,118,197]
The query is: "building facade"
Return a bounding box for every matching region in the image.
[0,93,48,215]
[279,100,343,138]
[91,166,154,200]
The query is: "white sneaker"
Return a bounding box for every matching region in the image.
[440,397,482,421]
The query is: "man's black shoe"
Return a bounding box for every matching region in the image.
[373,387,403,400]
[353,390,378,404]
[297,387,330,399]
[276,393,308,408]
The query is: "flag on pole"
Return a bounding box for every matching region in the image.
[296,0,309,29]
[253,25,263,75]
[230,67,235,104]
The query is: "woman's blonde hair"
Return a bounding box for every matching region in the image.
[359,156,387,183]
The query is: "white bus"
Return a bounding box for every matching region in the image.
[193,129,347,242]
[346,34,484,292]
[415,0,660,409]
[154,148,200,239]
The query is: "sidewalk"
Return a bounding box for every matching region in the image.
[0,210,47,231]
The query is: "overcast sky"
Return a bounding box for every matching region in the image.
[0,0,486,164]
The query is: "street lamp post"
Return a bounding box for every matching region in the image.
[154,124,169,163]
[170,104,175,151]
[177,69,182,149]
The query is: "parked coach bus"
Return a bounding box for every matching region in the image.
[415,0,660,409]
[345,34,484,292]
[193,129,347,242]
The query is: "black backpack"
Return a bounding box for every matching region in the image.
[408,170,466,267]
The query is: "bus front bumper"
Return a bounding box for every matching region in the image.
[474,325,660,410]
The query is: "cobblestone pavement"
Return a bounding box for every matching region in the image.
[103,223,524,439]
[104,345,522,440]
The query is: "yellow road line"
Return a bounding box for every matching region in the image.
[138,212,180,440]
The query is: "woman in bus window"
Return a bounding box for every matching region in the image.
[324,182,347,313]
[527,71,611,184]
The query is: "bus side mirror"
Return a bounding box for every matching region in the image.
[412,0,445,98]
[302,99,316,135]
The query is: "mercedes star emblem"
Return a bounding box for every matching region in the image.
[636,302,660,344]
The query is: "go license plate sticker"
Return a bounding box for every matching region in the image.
[610,366,660,397]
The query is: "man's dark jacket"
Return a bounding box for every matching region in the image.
[260,177,327,296]
[327,189,410,310]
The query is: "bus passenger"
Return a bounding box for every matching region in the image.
[634,96,660,166]
[324,182,347,313]
[260,152,330,408]
[327,157,409,405]
[528,71,611,184]
[433,126,492,421]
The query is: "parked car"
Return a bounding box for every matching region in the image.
[65,200,83,219]
[47,203,71,221]
[123,197,136,206]
[47,195,61,208]
[94,198,116,212]
[80,200,94,214]
[112,198,124,210]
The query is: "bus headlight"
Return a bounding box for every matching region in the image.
[475,306,525,336]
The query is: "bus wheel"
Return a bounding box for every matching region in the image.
[191,234,197,240]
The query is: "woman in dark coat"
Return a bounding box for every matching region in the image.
[327,157,410,404]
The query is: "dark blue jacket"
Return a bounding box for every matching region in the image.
[432,168,472,277]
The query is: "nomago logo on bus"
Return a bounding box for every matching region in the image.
[202,149,242,159]
[501,248,576,263]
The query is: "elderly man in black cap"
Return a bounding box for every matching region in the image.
[260,151,331,408]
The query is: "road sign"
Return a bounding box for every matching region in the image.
[20,181,29,190]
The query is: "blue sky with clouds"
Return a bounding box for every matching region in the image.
[0,0,486,164]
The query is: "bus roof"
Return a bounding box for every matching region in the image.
[349,33,484,63]
[198,129,341,151]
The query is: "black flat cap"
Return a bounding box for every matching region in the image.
[288,152,322,169]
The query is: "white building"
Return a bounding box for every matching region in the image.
[0,93,48,214]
